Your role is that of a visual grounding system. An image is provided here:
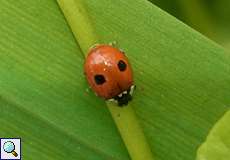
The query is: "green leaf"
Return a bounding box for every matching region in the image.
[149,0,230,49]
[197,111,230,160]
[0,0,229,160]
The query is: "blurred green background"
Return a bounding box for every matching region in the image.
[149,0,230,50]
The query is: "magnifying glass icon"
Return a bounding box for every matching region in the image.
[3,141,18,157]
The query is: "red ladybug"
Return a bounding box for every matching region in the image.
[84,44,135,106]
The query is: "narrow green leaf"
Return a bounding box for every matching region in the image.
[197,111,230,160]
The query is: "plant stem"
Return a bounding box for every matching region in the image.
[57,0,98,54]
[57,0,154,159]
[107,102,154,160]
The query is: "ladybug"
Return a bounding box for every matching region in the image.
[84,44,135,106]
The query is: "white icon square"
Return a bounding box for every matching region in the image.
[0,138,21,160]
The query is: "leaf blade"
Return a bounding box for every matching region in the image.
[0,0,230,160]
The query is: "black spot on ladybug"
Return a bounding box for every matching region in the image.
[94,74,106,85]
[118,60,127,71]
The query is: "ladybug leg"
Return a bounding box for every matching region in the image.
[89,43,100,50]
[119,49,125,54]
[129,85,136,96]
[108,41,125,54]
[108,41,117,47]
[108,98,116,102]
